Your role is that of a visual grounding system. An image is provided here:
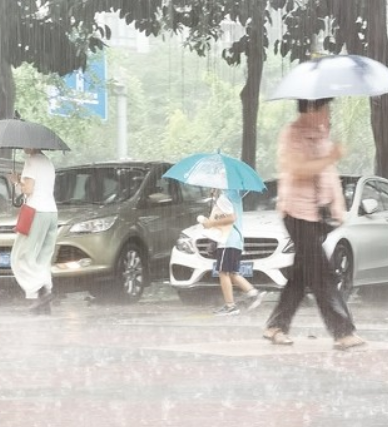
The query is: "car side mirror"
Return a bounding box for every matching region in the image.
[361,198,378,215]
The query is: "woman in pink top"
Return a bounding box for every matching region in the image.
[263,98,365,350]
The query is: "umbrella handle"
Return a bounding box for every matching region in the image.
[11,150,25,207]
[11,185,25,208]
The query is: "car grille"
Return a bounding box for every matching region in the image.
[0,225,15,234]
[200,270,277,286]
[196,237,278,260]
[55,246,89,263]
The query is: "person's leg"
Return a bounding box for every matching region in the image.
[223,248,254,294]
[35,212,58,294]
[11,213,52,300]
[213,271,240,315]
[29,213,58,315]
[230,273,254,293]
[213,248,240,315]
[265,216,307,334]
[219,271,234,304]
[306,221,358,342]
[231,274,266,311]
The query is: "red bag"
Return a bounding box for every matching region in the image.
[15,204,36,235]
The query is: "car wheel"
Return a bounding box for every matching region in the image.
[332,241,354,301]
[114,243,148,303]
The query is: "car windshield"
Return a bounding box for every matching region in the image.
[242,180,278,211]
[243,176,360,212]
[0,174,10,209]
[55,167,146,205]
[340,176,359,211]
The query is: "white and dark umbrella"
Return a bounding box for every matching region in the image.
[0,119,70,151]
[269,54,388,100]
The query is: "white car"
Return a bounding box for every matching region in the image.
[169,179,294,303]
[169,175,388,303]
[170,210,294,303]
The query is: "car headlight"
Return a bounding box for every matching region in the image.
[175,233,196,254]
[282,238,295,254]
[69,215,118,234]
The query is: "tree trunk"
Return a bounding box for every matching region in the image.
[0,60,16,159]
[240,0,266,171]
[334,0,365,54]
[365,0,388,178]
[370,96,388,177]
[334,0,388,177]
[0,2,16,159]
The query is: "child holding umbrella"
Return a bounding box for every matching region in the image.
[200,188,266,315]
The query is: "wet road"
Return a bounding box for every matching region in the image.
[0,283,388,427]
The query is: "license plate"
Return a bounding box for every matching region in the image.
[212,262,253,278]
[0,252,11,268]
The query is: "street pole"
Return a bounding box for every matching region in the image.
[113,83,127,159]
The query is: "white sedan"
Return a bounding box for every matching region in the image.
[169,175,388,303]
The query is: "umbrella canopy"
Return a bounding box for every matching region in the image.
[269,54,388,101]
[0,119,70,151]
[163,152,266,192]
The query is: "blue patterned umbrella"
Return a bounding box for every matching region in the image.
[163,152,265,192]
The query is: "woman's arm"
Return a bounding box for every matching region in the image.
[202,213,236,229]
[20,177,35,196]
[279,128,344,178]
[330,170,346,223]
[283,147,343,178]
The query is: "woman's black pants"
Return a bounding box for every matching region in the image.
[266,215,356,340]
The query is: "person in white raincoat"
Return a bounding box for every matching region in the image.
[10,148,57,314]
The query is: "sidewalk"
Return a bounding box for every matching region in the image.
[153,335,388,356]
[0,293,387,427]
[147,333,388,427]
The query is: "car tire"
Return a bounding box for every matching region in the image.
[90,242,148,303]
[332,241,354,301]
[113,242,148,303]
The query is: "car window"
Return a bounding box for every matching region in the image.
[144,171,178,204]
[115,169,145,201]
[0,175,9,209]
[359,180,383,213]
[55,171,98,203]
[240,176,360,212]
[343,183,356,210]
[55,167,146,205]
[0,175,9,199]
[243,180,278,211]
[339,176,359,211]
[180,183,208,202]
[378,181,388,211]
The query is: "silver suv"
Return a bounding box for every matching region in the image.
[51,160,210,302]
[0,159,210,302]
[0,158,23,286]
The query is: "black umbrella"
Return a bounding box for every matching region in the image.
[0,119,70,207]
[0,119,70,151]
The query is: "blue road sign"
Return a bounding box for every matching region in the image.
[48,52,107,120]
